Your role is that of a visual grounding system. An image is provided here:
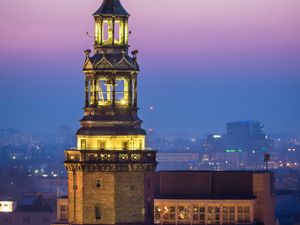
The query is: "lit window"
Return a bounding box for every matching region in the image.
[97,140,106,150]
[207,206,220,224]
[154,206,161,224]
[177,205,191,222]
[122,141,129,150]
[139,140,143,150]
[193,205,205,224]
[223,206,235,224]
[237,206,250,222]
[81,139,86,150]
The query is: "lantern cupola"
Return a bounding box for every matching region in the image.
[93,0,130,52]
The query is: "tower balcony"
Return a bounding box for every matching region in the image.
[64,149,157,172]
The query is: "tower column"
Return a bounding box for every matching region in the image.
[134,75,137,108]
[100,18,103,45]
[93,78,98,106]
[85,78,89,107]
[129,75,133,107]
[112,75,116,107]
[112,17,115,45]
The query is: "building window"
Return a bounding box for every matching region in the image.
[23,217,31,224]
[154,206,161,224]
[60,205,68,221]
[139,139,143,150]
[237,206,250,222]
[122,141,129,150]
[3,216,12,224]
[96,179,102,188]
[207,206,220,224]
[42,217,49,223]
[97,140,106,150]
[163,205,176,222]
[192,205,205,224]
[81,139,86,150]
[223,206,235,224]
[95,206,101,220]
[177,205,191,223]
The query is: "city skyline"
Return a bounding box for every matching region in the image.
[0,0,299,134]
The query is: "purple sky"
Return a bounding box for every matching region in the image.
[0,0,299,135]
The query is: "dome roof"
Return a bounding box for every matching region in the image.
[93,0,130,17]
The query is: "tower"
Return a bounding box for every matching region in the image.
[64,0,157,224]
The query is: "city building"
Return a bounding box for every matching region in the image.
[51,1,276,225]
[0,194,55,225]
[227,121,274,160]
[156,151,200,170]
[148,171,275,225]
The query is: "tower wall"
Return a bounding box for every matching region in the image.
[252,173,275,225]
[67,171,84,224]
[82,172,116,224]
[115,172,145,223]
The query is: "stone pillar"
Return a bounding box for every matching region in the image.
[112,75,116,107]
[133,76,137,108]
[93,78,97,106]
[85,78,89,107]
[129,76,133,107]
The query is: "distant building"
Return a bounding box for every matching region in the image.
[203,134,228,153]
[0,194,55,225]
[0,201,16,213]
[157,152,200,170]
[55,197,68,223]
[202,122,274,166]
[227,121,274,160]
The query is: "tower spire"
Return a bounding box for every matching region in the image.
[93,0,130,16]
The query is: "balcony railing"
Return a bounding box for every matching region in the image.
[65,149,157,165]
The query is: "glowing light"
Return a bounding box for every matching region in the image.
[213,135,222,139]
[0,201,14,212]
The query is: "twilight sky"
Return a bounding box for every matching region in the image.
[0,0,299,135]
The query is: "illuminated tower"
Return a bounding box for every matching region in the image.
[64,0,157,224]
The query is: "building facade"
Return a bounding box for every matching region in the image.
[0,194,55,225]
[147,171,275,225]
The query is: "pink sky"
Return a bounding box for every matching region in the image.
[1,0,299,56]
[0,0,299,133]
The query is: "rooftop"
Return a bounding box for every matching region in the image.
[93,0,130,16]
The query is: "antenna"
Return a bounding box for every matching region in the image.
[264,153,270,171]
[86,32,95,38]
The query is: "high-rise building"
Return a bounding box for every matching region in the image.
[227,121,274,161]
[56,0,157,224]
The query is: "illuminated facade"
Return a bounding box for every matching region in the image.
[61,0,157,224]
